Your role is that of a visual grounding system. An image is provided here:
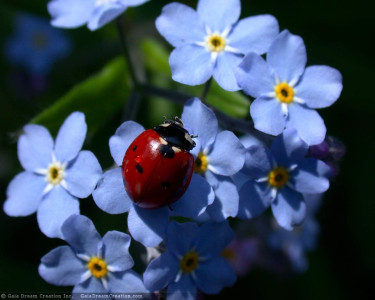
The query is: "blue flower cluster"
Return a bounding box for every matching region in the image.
[5,13,72,76]
[3,0,344,298]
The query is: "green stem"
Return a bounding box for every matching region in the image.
[200,77,213,102]
[115,16,139,87]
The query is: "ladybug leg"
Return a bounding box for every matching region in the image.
[168,204,174,211]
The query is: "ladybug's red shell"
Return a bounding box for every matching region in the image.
[122,129,194,209]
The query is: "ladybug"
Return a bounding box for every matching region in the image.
[121,117,196,209]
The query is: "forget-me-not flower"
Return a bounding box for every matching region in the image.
[236,128,331,230]
[3,112,102,238]
[180,98,246,222]
[235,30,343,145]
[48,0,149,31]
[4,13,72,75]
[39,214,147,293]
[92,114,214,247]
[143,221,236,299]
[156,0,279,91]
[268,193,323,272]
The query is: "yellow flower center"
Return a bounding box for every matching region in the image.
[274,82,295,104]
[194,152,209,173]
[268,167,289,188]
[180,251,199,273]
[221,248,236,261]
[205,34,226,52]
[46,162,65,185]
[87,257,108,278]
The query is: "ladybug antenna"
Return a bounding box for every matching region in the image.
[191,134,198,139]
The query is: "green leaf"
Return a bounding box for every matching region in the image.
[31,57,131,136]
[141,38,250,118]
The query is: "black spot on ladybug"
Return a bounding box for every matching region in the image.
[136,163,143,173]
[133,145,137,151]
[161,182,171,189]
[159,144,175,158]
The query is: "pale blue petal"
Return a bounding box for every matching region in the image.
[195,257,236,294]
[181,98,218,151]
[165,221,198,255]
[65,151,102,198]
[88,3,126,31]
[170,45,213,86]
[271,128,308,166]
[17,124,53,171]
[251,98,286,136]
[37,187,80,238]
[267,30,306,83]
[143,252,179,291]
[73,277,107,293]
[296,65,343,109]
[197,0,240,32]
[290,159,330,194]
[120,0,149,6]
[101,231,133,271]
[109,121,145,166]
[48,0,95,28]
[92,167,133,214]
[128,205,169,247]
[54,112,87,163]
[39,246,85,286]
[234,53,274,97]
[241,145,272,178]
[171,174,214,218]
[189,138,201,158]
[206,176,239,221]
[109,270,148,293]
[204,169,219,188]
[238,180,271,219]
[271,188,306,230]
[156,3,206,47]
[167,275,196,300]
[207,130,245,176]
[61,214,101,256]
[213,52,242,91]
[239,133,270,148]
[194,222,233,257]
[287,104,326,146]
[232,171,251,191]
[4,172,46,216]
[229,15,279,54]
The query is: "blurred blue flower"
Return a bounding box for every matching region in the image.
[4,13,72,76]
[143,221,236,299]
[48,0,149,31]
[3,112,102,238]
[307,135,346,178]
[181,98,246,222]
[237,128,331,230]
[39,214,147,293]
[221,236,259,277]
[156,0,279,91]
[268,193,323,272]
[92,116,214,247]
[235,30,343,145]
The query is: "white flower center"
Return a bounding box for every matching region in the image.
[205,33,227,53]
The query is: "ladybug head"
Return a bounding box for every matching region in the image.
[154,117,196,151]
